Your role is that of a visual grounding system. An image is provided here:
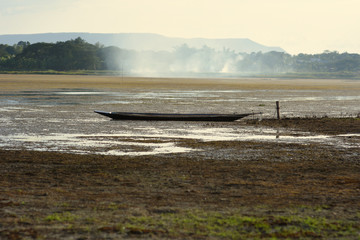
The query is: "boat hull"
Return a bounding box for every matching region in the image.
[94,111,256,122]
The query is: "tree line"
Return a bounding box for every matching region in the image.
[1,37,360,75]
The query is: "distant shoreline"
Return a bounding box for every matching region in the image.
[0,70,360,80]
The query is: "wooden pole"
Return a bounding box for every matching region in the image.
[276,101,280,120]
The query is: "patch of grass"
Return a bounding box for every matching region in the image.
[44,212,78,223]
[120,209,360,239]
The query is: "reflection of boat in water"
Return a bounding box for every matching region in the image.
[94,110,259,122]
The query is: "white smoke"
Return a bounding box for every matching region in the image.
[221,55,243,73]
[126,44,242,75]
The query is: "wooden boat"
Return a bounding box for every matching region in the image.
[94,110,259,122]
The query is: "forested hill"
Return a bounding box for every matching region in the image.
[1,37,360,78]
[0,33,284,53]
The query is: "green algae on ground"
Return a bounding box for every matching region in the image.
[120,209,359,239]
[44,212,79,223]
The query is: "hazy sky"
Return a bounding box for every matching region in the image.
[1,0,359,54]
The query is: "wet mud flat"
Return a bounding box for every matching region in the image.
[1,118,360,239]
[1,75,360,238]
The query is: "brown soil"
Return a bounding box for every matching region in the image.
[246,117,360,135]
[1,118,359,239]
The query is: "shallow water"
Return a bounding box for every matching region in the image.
[0,87,359,156]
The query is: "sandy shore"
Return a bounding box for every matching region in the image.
[1,74,360,91]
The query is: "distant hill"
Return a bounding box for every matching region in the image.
[0,33,285,53]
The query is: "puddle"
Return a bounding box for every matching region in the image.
[0,126,357,156]
[54,91,110,95]
[337,134,360,137]
[0,106,25,111]
[0,133,196,156]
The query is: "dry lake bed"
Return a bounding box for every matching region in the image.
[0,74,359,156]
[0,75,359,239]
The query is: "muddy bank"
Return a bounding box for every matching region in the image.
[1,142,359,209]
[246,117,360,135]
[1,118,360,239]
[1,146,359,239]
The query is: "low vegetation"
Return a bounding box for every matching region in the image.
[5,208,357,239]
